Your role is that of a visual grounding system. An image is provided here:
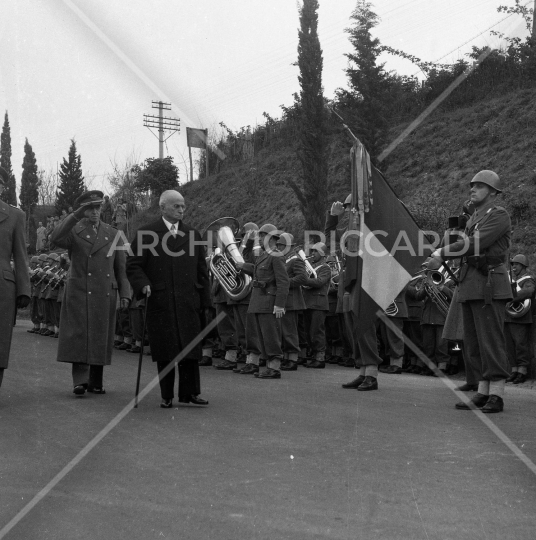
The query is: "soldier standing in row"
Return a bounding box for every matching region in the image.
[0,166,31,391]
[51,190,131,396]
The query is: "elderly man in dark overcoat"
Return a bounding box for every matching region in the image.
[51,190,131,395]
[0,166,31,391]
[126,190,211,408]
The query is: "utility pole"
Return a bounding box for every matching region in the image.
[143,101,180,159]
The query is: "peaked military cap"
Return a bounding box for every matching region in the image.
[74,190,104,208]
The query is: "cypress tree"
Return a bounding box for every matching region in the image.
[56,139,85,213]
[287,0,328,232]
[0,111,17,206]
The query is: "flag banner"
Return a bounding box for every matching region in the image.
[186,127,208,149]
[344,141,432,321]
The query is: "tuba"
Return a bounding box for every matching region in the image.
[296,248,317,289]
[506,276,532,318]
[204,217,252,302]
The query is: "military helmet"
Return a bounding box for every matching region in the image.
[311,242,328,256]
[511,254,529,267]
[38,254,49,262]
[258,223,278,235]
[30,256,39,263]
[470,170,502,193]
[48,253,61,262]
[241,222,258,234]
[276,232,295,247]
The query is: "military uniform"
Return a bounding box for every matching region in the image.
[439,184,512,411]
[379,290,408,373]
[51,210,130,391]
[244,247,289,377]
[0,196,31,388]
[302,257,331,366]
[504,265,534,381]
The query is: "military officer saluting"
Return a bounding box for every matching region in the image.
[431,170,512,413]
[0,166,31,391]
[51,190,131,395]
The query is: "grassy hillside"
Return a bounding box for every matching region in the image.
[152,86,536,265]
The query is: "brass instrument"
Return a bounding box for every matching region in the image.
[204,217,252,302]
[34,265,52,285]
[506,275,532,318]
[296,249,317,289]
[415,269,451,318]
[327,254,341,293]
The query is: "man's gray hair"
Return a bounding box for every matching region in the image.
[159,190,183,207]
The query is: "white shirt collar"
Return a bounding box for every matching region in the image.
[162,217,179,231]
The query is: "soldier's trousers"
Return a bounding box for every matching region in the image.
[37,298,46,324]
[303,309,327,359]
[338,313,352,358]
[281,310,301,355]
[404,320,423,361]
[325,313,341,349]
[245,311,261,356]
[504,322,532,373]
[461,300,510,381]
[344,311,382,367]
[115,308,132,341]
[231,304,248,352]
[421,324,450,366]
[30,297,40,325]
[253,313,283,368]
[215,302,237,350]
[379,317,405,367]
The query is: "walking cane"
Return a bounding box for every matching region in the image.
[134,294,149,408]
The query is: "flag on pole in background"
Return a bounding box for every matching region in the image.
[344,140,432,321]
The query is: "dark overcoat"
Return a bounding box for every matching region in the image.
[51,215,130,365]
[126,218,211,363]
[0,201,30,368]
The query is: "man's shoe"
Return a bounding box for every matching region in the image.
[380,365,402,374]
[342,376,365,389]
[481,395,504,413]
[179,395,208,405]
[327,355,341,365]
[306,360,325,369]
[280,361,297,371]
[296,357,306,366]
[456,383,478,391]
[160,399,173,408]
[198,356,212,366]
[214,360,237,370]
[256,368,281,379]
[87,387,106,394]
[455,392,489,410]
[506,372,518,383]
[339,358,354,368]
[259,359,267,367]
[113,340,122,347]
[239,364,259,374]
[73,384,87,396]
[116,343,131,350]
[513,373,527,384]
[27,328,37,334]
[357,376,378,391]
[127,346,142,354]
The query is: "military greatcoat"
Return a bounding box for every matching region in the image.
[0,201,30,369]
[51,215,130,365]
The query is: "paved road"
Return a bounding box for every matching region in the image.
[1,320,536,540]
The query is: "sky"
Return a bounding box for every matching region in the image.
[0,0,531,194]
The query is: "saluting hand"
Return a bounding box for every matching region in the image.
[273,305,285,319]
[330,202,345,216]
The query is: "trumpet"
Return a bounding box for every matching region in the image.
[327,254,341,293]
[414,268,451,318]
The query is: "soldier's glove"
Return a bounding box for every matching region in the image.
[17,295,31,309]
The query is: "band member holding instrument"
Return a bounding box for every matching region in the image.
[504,254,534,384]
[239,224,289,379]
[276,233,308,372]
[301,242,331,369]
[430,170,512,413]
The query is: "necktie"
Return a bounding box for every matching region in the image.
[170,224,177,237]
